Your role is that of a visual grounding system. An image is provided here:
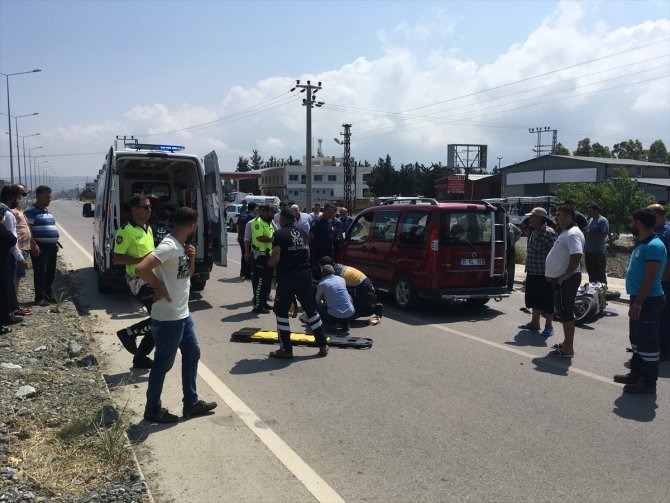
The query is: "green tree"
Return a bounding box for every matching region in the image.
[554,143,570,155]
[236,156,250,172]
[648,139,668,164]
[591,142,612,158]
[573,138,592,156]
[250,149,264,170]
[366,154,397,197]
[612,139,646,160]
[555,167,655,247]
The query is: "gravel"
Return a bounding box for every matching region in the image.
[0,261,150,503]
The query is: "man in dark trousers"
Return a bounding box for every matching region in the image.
[113,195,156,369]
[250,205,275,313]
[25,186,59,306]
[236,202,256,279]
[266,209,329,359]
[0,204,20,330]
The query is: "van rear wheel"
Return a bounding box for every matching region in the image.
[393,274,418,310]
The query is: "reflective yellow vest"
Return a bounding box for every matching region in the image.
[250,216,274,255]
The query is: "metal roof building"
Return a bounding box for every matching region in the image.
[501,155,670,202]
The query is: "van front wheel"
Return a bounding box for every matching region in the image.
[393,274,418,310]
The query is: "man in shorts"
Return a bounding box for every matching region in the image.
[518,207,556,337]
[545,205,585,357]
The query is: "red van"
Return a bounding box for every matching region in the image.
[337,198,509,309]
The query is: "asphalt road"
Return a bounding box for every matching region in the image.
[53,199,669,503]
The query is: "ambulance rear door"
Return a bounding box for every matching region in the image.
[203,150,228,266]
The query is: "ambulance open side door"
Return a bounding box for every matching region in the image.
[204,151,228,267]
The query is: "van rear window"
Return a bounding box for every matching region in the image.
[131,182,171,202]
[440,211,492,245]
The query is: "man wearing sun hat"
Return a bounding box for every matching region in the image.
[518,207,557,337]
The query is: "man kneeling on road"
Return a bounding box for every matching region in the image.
[316,264,356,332]
[266,209,328,359]
[136,207,217,423]
[318,256,382,323]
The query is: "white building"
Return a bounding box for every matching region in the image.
[257,154,371,210]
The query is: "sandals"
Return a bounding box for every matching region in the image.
[540,327,553,337]
[548,348,574,358]
[269,349,294,359]
[518,323,540,331]
[15,307,32,316]
[551,343,563,350]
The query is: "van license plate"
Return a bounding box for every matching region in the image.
[459,258,485,266]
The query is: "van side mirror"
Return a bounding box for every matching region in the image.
[82,203,94,218]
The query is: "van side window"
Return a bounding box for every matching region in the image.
[373,210,400,242]
[400,211,430,246]
[440,211,492,245]
[349,213,373,243]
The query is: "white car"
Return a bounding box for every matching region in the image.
[225,204,245,231]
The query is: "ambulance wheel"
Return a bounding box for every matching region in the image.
[393,274,418,310]
[573,296,596,325]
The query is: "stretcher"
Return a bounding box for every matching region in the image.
[231,327,373,349]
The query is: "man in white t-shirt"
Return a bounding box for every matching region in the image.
[136,207,217,423]
[544,205,585,358]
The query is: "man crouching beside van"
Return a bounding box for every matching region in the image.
[113,195,156,369]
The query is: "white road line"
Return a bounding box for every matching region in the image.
[57,224,345,503]
[57,223,93,261]
[198,364,345,503]
[394,311,623,388]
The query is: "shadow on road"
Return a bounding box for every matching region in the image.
[505,330,550,348]
[104,369,150,390]
[612,394,657,422]
[229,352,327,374]
[128,420,178,444]
[531,355,571,377]
[380,297,506,326]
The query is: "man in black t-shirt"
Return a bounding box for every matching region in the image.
[266,209,329,359]
[151,207,173,248]
[236,203,256,279]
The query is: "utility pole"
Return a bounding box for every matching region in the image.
[528,127,558,157]
[497,156,503,170]
[334,124,353,212]
[291,79,324,212]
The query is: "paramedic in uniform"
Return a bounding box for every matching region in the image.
[267,209,328,359]
[113,195,156,368]
[250,205,275,313]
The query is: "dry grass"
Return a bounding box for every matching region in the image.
[12,408,132,498]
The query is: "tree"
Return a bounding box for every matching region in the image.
[236,156,250,172]
[555,167,655,247]
[554,143,570,155]
[612,139,646,161]
[591,142,612,158]
[250,149,264,170]
[573,138,592,156]
[648,139,668,164]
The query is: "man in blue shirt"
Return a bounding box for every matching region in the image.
[615,208,667,394]
[649,203,670,361]
[584,203,609,285]
[315,264,356,332]
[25,186,60,306]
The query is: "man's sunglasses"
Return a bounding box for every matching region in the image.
[134,205,152,210]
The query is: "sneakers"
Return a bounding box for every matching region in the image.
[144,407,179,423]
[183,400,218,419]
[613,373,639,385]
[132,355,153,369]
[316,345,329,358]
[623,381,656,394]
[116,329,138,355]
[269,349,294,359]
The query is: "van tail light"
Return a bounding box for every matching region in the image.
[428,226,440,270]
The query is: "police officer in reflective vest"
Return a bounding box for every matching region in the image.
[251,205,275,313]
[267,209,328,358]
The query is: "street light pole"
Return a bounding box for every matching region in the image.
[1,69,42,183]
[27,147,43,192]
[497,156,503,170]
[14,113,39,184]
[22,133,40,186]
[290,79,324,212]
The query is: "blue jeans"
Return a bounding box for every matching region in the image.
[145,315,201,413]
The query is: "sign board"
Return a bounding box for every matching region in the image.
[447,175,466,193]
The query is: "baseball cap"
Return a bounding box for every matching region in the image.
[525,207,548,217]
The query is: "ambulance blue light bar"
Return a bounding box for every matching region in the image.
[127,143,185,152]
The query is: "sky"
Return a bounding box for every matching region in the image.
[1,0,669,190]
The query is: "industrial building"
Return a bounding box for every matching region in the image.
[501,155,670,203]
